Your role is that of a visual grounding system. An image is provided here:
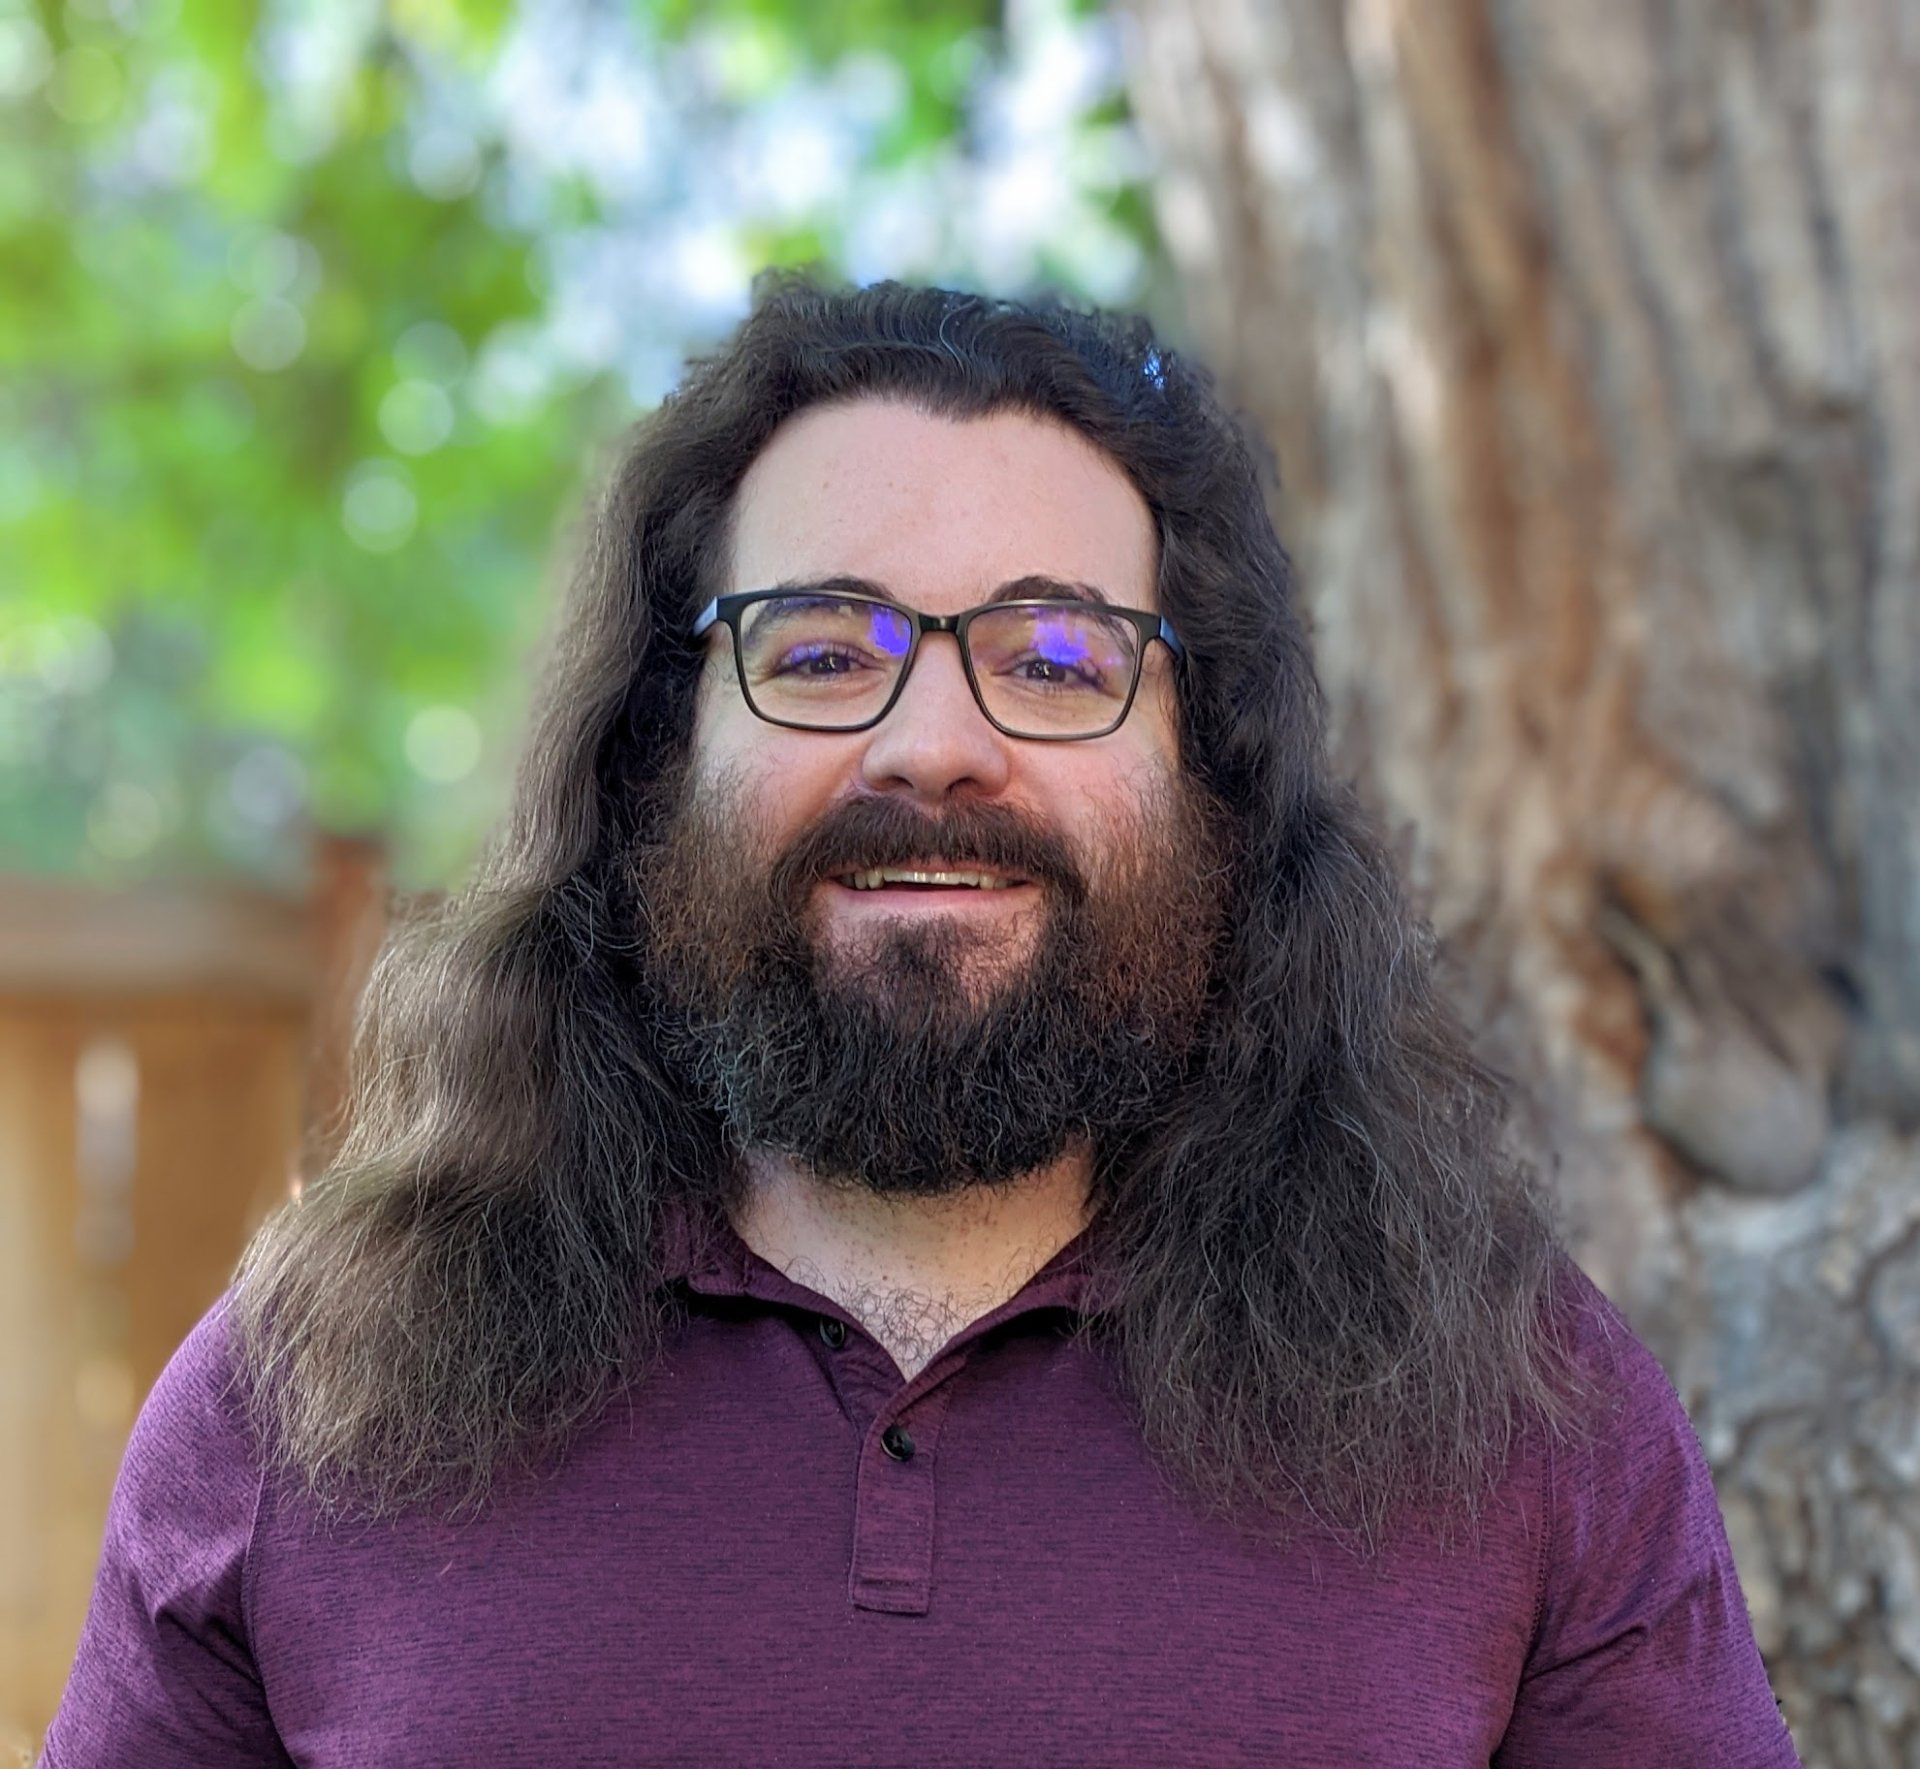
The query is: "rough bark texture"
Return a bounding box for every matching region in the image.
[1119,0,1920,1760]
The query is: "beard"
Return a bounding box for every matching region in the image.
[629,755,1231,1199]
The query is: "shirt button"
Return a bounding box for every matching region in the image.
[818,1317,847,1349]
[881,1424,915,1461]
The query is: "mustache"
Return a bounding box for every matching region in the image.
[764,793,1086,908]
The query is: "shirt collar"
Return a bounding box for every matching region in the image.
[656,1191,1119,1318]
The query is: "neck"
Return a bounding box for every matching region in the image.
[727,1145,1094,1380]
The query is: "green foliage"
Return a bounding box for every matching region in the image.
[654,0,998,161]
[0,0,1161,890]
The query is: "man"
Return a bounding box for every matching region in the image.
[44,278,1800,1766]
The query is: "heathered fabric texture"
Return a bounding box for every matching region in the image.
[44,1208,1801,1768]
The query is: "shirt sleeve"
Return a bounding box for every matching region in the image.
[38,1293,294,1769]
[1494,1260,1803,1768]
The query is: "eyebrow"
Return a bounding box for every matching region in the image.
[761,572,1116,608]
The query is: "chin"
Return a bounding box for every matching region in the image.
[819,923,1039,1005]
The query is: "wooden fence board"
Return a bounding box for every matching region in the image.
[0,842,386,1757]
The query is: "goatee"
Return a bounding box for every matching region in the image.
[631,762,1230,1198]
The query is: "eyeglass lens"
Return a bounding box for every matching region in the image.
[735,594,1143,735]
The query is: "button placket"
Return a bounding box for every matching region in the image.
[847,1384,960,1616]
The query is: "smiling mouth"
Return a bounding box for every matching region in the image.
[832,864,1032,892]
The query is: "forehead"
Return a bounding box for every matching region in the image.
[726,398,1159,613]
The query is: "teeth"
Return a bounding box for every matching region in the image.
[839,867,1018,891]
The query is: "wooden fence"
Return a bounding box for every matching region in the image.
[0,839,386,1757]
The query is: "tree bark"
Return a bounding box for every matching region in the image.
[1119,0,1920,1759]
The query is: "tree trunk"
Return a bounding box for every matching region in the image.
[1118,0,1920,1759]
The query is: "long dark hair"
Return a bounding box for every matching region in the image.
[231,274,1598,1554]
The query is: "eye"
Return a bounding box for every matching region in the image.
[1008,652,1108,689]
[769,642,875,677]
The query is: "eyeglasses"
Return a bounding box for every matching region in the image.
[691,587,1185,741]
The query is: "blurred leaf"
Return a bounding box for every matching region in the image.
[0,0,1163,890]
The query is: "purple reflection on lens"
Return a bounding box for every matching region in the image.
[1033,612,1095,668]
[868,605,911,657]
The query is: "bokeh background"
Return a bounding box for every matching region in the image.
[3,1,1916,1762]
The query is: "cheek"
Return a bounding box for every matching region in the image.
[1132,668,1183,766]
[690,722,860,850]
[1034,745,1185,870]
[1028,759,1131,853]
[689,655,739,757]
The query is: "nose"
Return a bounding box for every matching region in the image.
[858,630,1013,803]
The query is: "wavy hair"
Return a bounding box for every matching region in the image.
[231,274,1599,1554]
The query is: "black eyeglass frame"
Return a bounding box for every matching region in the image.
[691,588,1187,742]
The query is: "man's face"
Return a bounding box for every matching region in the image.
[702,398,1182,978]
[637,398,1226,1195]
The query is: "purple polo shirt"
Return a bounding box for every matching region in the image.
[44,1207,1800,1767]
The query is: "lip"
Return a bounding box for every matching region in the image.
[820,878,1039,912]
[830,859,1033,889]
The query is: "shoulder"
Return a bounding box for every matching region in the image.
[1539,1247,1647,1375]
[1497,1254,1801,1765]
[139,1289,252,1436]
[1533,1252,1714,1535]
[120,1291,261,1514]
[89,1290,266,1623]
[40,1292,284,1768]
